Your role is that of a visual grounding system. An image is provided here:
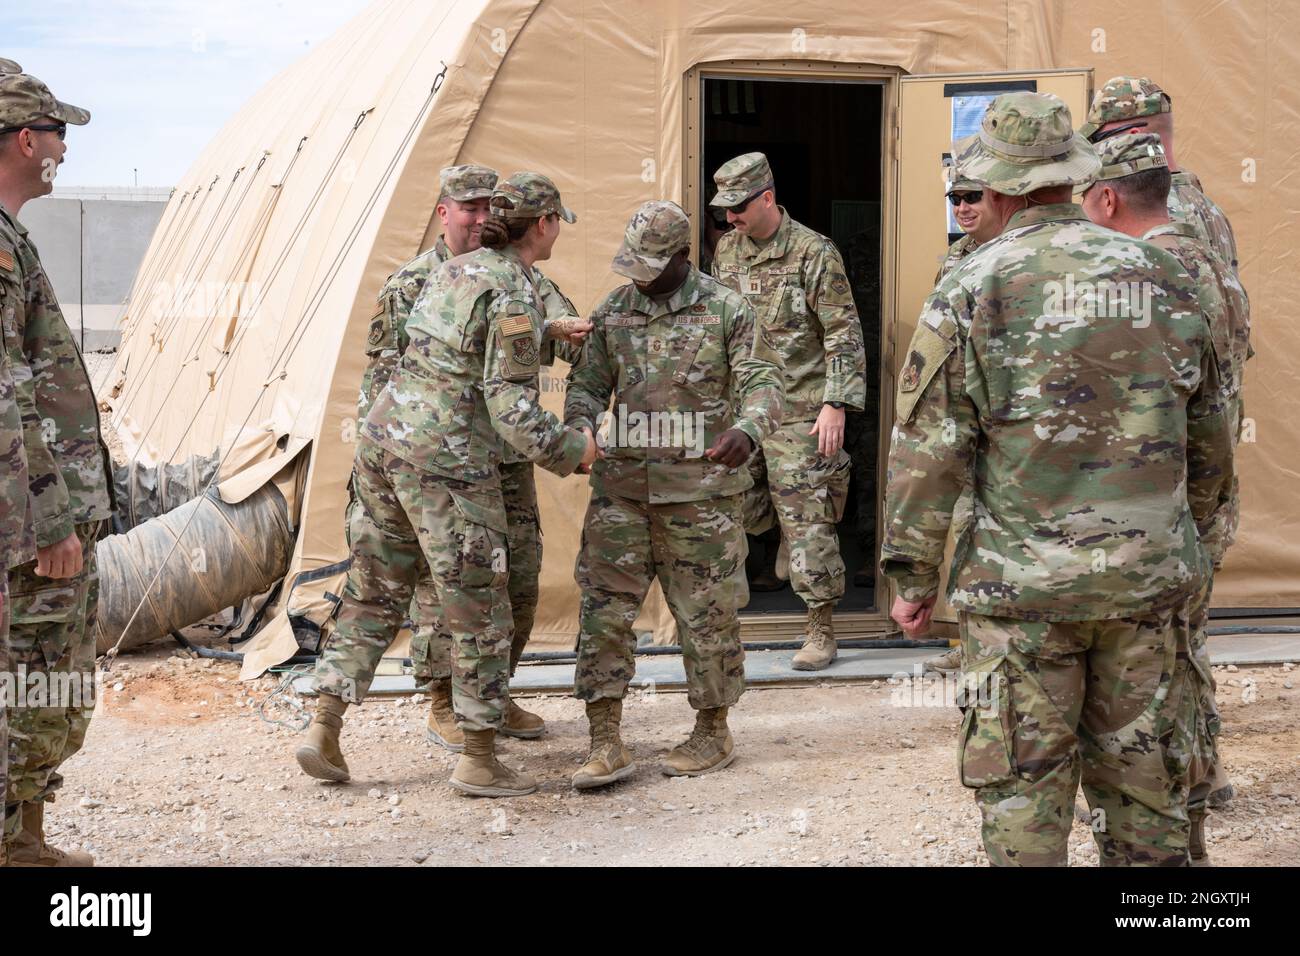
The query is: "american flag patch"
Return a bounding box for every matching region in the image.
[0,249,13,273]
[498,312,533,337]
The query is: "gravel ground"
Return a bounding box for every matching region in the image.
[38,649,1300,867]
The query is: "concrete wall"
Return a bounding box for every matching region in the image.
[20,187,170,350]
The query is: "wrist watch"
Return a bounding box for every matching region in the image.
[826,402,845,410]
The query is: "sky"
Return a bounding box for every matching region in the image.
[6,0,373,187]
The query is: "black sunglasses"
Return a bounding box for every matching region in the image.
[947,190,983,207]
[0,123,67,141]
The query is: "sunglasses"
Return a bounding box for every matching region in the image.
[947,190,983,207]
[0,123,67,141]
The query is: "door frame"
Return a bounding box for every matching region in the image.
[683,60,902,640]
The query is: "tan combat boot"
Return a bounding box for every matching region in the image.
[500,698,546,739]
[662,707,736,777]
[1188,807,1211,866]
[923,645,963,674]
[449,729,538,797]
[572,698,635,790]
[2,801,94,867]
[425,679,464,753]
[791,605,837,671]
[294,692,350,782]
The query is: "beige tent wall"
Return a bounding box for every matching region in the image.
[104,0,1299,674]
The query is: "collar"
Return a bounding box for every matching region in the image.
[626,267,704,319]
[734,207,792,263]
[0,204,26,237]
[1143,219,1198,242]
[1004,202,1090,232]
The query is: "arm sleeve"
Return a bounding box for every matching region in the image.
[3,262,72,548]
[724,297,783,447]
[808,240,867,410]
[483,296,587,477]
[878,289,979,602]
[1186,336,1235,556]
[563,309,614,435]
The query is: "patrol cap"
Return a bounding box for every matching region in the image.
[1079,76,1171,140]
[0,59,22,75]
[491,171,576,223]
[710,152,774,208]
[955,92,1099,196]
[1085,131,1168,185]
[611,200,690,281]
[439,163,497,202]
[0,71,91,130]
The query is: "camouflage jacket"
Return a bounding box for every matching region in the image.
[363,245,587,495]
[0,346,32,571]
[934,233,980,284]
[1169,170,1239,275]
[358,237,583,466]
[565,267,783,504]
[1145,220,1252,564]
[880,203,1234,621]
[711,209,866,422]
[0,206,113,549]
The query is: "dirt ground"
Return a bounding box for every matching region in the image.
[39,648,1300,867]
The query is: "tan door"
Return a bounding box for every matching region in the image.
[890,69,1093,625]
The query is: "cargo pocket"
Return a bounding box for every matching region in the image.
[7,580,83,670]
[958,654,1016,789]
[449,492,509,590]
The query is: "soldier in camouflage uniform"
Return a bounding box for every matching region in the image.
[710,152,867,671]
[0,71,113,867]
[331,164,578,755]
[922,163,1000,676]
[1081,75,1246,823]
[882,93,1235,866]
[564,200,782,788]
[1080,76,1239,275]
[297,172,597,797]
[1080,132,1251,865]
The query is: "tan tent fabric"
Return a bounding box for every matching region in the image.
[106,0,1297,677]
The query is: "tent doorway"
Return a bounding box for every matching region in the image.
[696,74,885,616]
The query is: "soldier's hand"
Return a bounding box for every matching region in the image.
[576,426,601,473]
[546,316,594,345]
[36,530,83,579]
[705,428,754,468]
[810,404,846,458]
[891,595,936,638]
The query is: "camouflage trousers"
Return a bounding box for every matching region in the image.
[1,578,9,843]
[320,439,512,732]
[410,460,540,685]
[1186,574,1228,811]
[743,421,850,608]
[575,493,747,710]
[4,520,102,846]
[958,603,1212,867]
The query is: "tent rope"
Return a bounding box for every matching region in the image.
[102,63,448,665]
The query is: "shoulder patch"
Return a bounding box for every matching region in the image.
[0,249,13,273]
[497,311,533,338]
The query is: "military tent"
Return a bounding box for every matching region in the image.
[100,0,1295,676]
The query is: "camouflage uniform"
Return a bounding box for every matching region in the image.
[330,168,583,698]
[882,94,1234,866]
[710,153,866,610]
[1090,134,1253,824]
[0,73,112,852]
[0,262,35,847]
[322,175,587,732]
[1079,75,1240,274]
[566,202,783,708]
